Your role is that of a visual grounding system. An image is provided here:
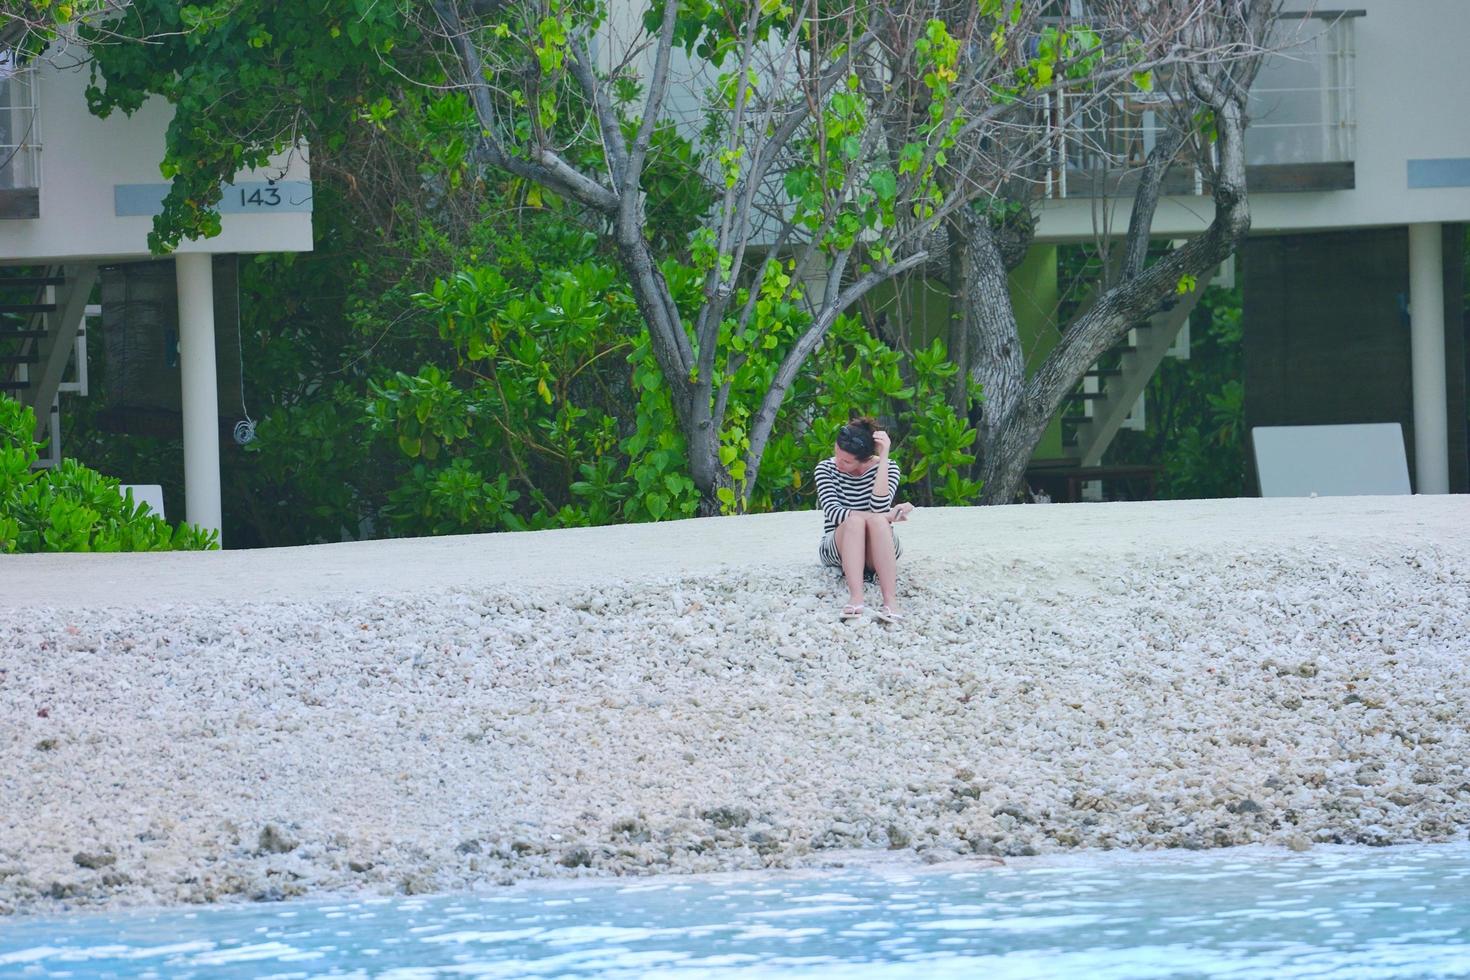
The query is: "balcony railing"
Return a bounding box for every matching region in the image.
[0,51,40,218]
[1246,12,1357,167]
[1041,11,1361,199]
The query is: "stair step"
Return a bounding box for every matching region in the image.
[0,330,47,339]
[0,353,39,364]
[1066,391,1108,402]
[0,276,65,288]
[0,303,57,314]
[0,380,30,391]
[1086,367,1122,378]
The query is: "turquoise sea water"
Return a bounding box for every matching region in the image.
[2,843,1468,979]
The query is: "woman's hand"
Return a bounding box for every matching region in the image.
[872,430,891,457]
[888,502,915,523]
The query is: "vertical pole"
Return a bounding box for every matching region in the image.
[176,253,223,540]
[47,396,60,468]
[1407,223,1448,494]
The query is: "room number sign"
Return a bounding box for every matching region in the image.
[116,181,313,216]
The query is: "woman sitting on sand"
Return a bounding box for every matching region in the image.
[814,416,915,623]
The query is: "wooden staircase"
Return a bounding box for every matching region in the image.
[1,265,100,460]
[1060,265,1213,467]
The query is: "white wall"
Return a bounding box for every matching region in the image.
[1034,0,1470,240]
[0,52,312,263]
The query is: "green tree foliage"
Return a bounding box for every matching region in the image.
[423,0,1017,510]
[58,0,989,545]
[69,0,1271,521]
[0,2,106,59]
[0,395,217,552]
[388,240,648,531]
[77,0,1030,513]
[80,0,415,253]
[61,0,986,542]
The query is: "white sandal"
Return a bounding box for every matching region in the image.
[840,603,865,621]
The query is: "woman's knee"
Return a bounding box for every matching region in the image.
[840,511,869,530]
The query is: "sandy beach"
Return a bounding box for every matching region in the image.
[1,495,1467,916]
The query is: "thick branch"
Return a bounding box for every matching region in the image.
[611,0,692,380]
[1121,121,1190,279]
[619,0,679,213]
[431,0,619,213]
[568,38,629,190]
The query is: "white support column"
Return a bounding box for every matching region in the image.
[176,253,223,540]
[1407,223,1449,495]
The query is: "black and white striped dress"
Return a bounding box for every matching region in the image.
[814,456,903,567]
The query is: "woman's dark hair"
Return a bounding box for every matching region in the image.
[836,415,878,460]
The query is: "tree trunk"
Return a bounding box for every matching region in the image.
[611,234,732,512]
[955,211,1034,504]
[944,217,971,418]
[979,410,1053,505]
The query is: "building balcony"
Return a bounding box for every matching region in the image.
[0,53,40,219]
[1040,10,1361,199]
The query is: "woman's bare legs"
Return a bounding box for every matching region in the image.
[863,513,899,611]
[836,511,870,606]
[836,512,899,612]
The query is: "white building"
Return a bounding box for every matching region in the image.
[1,45,312,543]
[1032,2,1467,496]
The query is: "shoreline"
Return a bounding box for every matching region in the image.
[9,839,1470,924]
[3,496,1468,917]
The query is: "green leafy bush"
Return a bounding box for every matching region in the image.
[0,395,218,552]
[386,250,647,534]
